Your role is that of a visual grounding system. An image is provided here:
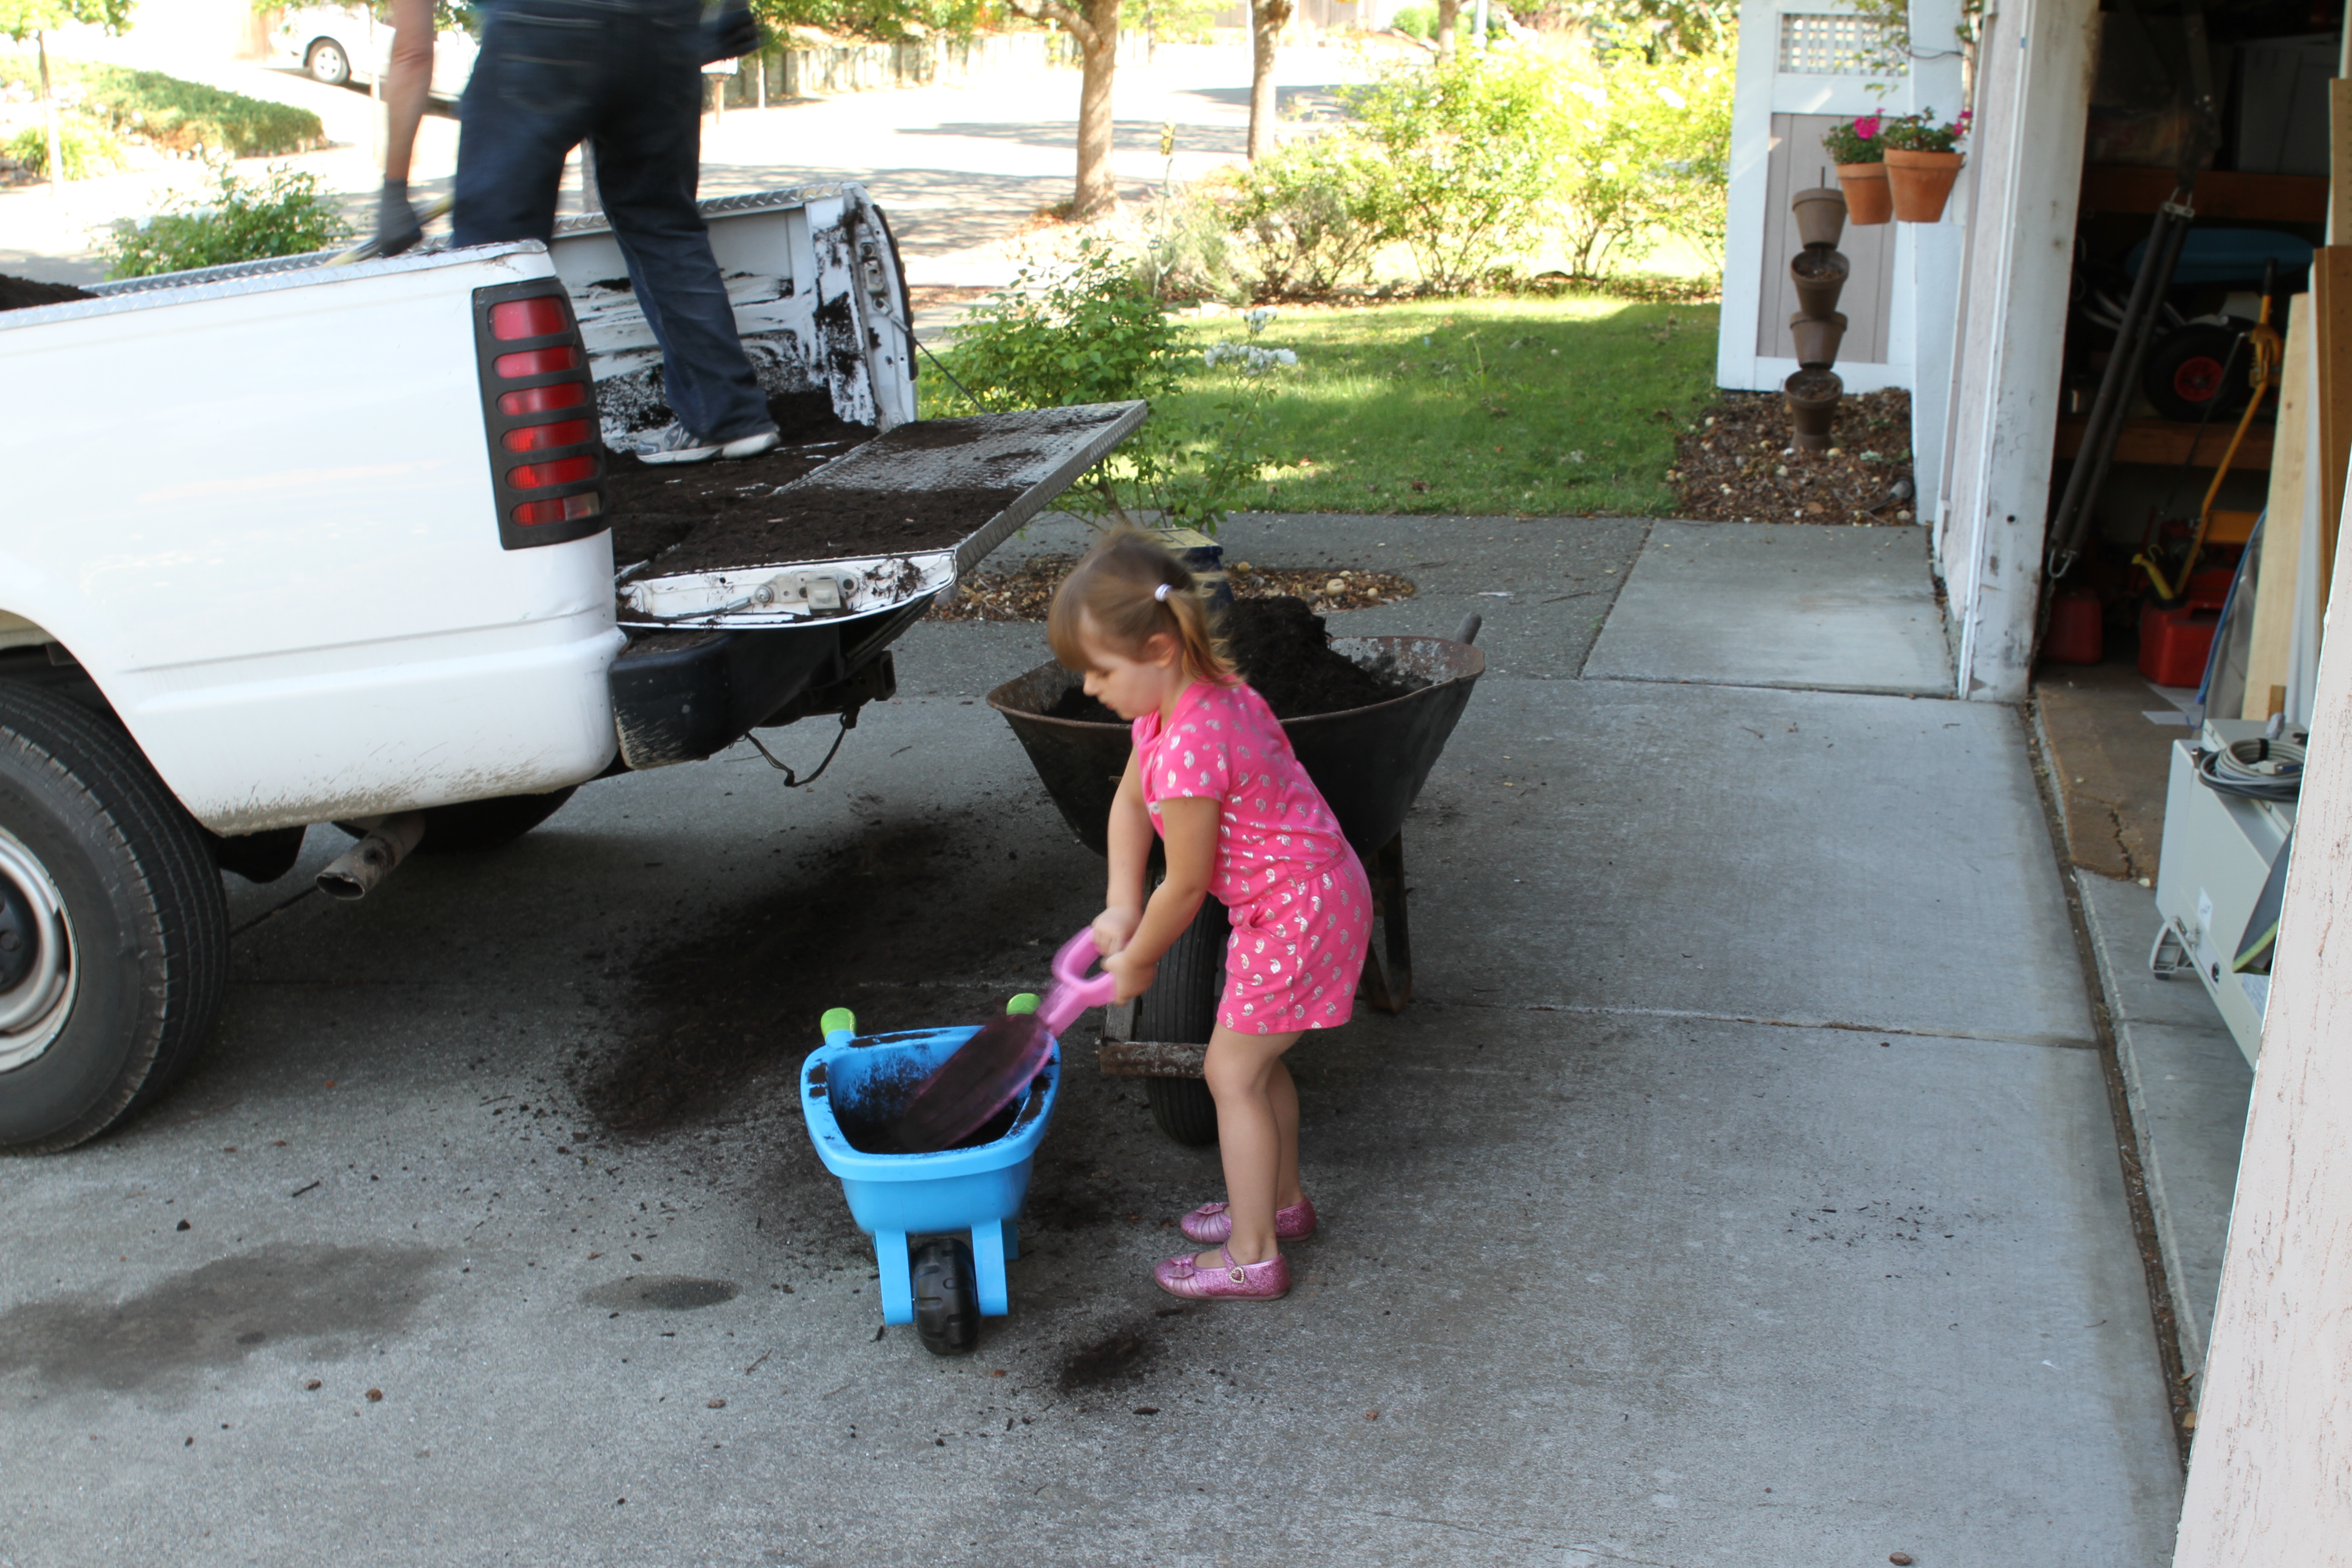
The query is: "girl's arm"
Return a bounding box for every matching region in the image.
[1094,751,1153,957]
[1104,797,1217,1003]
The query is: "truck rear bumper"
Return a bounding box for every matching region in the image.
[608,599,924,770]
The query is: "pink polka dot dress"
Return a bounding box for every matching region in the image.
[1132,679,1372,1035]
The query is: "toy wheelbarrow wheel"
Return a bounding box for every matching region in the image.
[911,1237,980,1356]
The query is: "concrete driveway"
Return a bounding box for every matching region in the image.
[0,516,2183,1566]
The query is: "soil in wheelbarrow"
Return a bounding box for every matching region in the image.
[1045,596,1424,723]
[0,274,94,312]
[604,392,1019,575]
[823,1055,1023,1154]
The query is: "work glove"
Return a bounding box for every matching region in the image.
[376,178,423,258]
[699,5,761,64]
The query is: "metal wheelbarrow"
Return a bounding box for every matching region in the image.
[985,616,1485,1144]
[800,1001,1062,1355]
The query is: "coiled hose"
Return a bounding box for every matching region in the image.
[2196,735,2306,801]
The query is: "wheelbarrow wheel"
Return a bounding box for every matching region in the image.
[1137,897,1226,1146]
[1145,1076,1220,1146]
[910,1238,980,1356]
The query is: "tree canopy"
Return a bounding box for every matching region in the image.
[0,0,134,42]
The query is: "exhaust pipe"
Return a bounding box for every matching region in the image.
[316,812,427,901]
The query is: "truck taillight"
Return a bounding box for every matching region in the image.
[503,418,592,452]
[473,279,604,550]
[490,296,570,340]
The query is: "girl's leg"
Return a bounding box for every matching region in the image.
[1269,1057,1304,1211]
[1200,1024,1304,1266]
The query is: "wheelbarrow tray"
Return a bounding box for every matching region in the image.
[986,634,1486,863]
[801,1024,1060,1320]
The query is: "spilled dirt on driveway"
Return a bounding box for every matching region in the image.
[578,807,1094,1138]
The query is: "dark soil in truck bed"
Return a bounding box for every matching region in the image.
[605,399,1028,577]
[1046,596,1421,722]
[0,275,94,312]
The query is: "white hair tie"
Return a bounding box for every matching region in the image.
[1154,583,1173,602]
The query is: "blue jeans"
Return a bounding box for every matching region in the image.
[454,0,771,443]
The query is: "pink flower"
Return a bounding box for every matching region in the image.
[1856,114,1881,139]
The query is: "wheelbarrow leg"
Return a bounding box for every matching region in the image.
[1360,832,1413,1014]
[875,1230,915,1325]
[971,1222,1011,1317]
[1001,1217,1020,1262]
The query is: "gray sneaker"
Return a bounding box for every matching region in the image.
[635,422,781,466]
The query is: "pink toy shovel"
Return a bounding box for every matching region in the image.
[892,929,1119,1153]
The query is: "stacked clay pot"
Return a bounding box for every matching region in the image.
[1785,186,1848,456]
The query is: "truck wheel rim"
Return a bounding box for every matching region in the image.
[0,830,74,1072]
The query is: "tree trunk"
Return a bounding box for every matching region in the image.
[1247,0,1290,162]
[1073,0,1121,215]
[37,32,64,190]
[1435,0,1458,59]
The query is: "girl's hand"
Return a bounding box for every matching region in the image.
[1092,905,1142,956]
[1105,946,1159,1004]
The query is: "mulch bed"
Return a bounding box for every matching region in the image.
[928,555,1416,622]
[1671,388,1918,527]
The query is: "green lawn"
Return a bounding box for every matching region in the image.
[1160,296,1720,518]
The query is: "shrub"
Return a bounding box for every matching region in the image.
[5,114,124,178]
[0,58,325,158]
[1228,133,1397,299]
[1392,3,1437,36]
[78,64,326,157]
[931,241,1282,531]
[1341,56,1566,293]
[1139,174,1249,303]
[1554,52,1732,274]
[100,162,352,279]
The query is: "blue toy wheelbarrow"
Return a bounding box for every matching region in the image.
[801,946,1106,1354]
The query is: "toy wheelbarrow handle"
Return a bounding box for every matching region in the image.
[1039,928,1118,1036]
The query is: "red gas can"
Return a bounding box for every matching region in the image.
[2043,590,2104,665]
[2137,569,2234,688]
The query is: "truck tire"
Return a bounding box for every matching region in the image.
[333,787,577,855]
[1135,897,1227,1147]
[0,685,229,1154]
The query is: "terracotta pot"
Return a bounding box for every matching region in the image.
[1789,249,1849,320]
[1790,186,1847,250]
[1885,148,1964,223]
[1788,310,1847,369]
[1836,162,1893,225]
[1784,368,1842,455]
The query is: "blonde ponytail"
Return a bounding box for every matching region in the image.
[1047,527,1235,686]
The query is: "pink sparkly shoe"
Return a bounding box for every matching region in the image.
[1154,1245,1290,1301]
[1180,1197,1318,1245]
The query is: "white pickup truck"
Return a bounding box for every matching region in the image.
[0,185,1140,1154]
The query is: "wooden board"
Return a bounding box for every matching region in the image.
[2244,297,2311,719]
[2332,78,2352,243]
[2052,417,2274,470]
[2077,165,2328,222]
[2317,251,2352,614]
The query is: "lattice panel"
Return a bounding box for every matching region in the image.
[1777,13,1900,75]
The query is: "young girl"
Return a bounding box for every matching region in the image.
[1048,528,1372,1302]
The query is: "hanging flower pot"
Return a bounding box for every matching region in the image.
[1885,149,1965,222]
[1790,186,1847,249]
[1784,368,1842,455]
[1789,248,1849,319]
[1836,164,1892,225]
[1788,311,1847,369]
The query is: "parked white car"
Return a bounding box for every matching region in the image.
[271,4,479,98]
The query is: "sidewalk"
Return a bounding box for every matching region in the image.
[0,513,2185,1565]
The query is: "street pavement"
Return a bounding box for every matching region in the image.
[0,516,2185,1566]
[0,38,1369,285]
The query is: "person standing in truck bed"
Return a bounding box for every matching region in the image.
[377,0,780,467]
